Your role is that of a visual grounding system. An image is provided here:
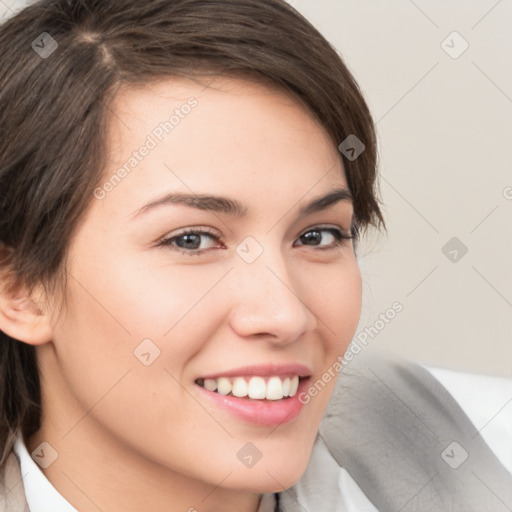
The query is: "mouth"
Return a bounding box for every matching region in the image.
[193,364,312,425]
[195,374,306,401]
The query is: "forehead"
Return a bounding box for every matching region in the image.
[99,76,348,216]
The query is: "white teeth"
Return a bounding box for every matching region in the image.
[248,376,266,399]
[282,377,290,397]
[217,377,232,396]
[232,377,248,398]
[204,379,217,392]
[199,375,303,400]
[266,376,283,400]
[289,376,299,397]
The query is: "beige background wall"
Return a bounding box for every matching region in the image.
[289,0,512,377]
[2,0,511,376]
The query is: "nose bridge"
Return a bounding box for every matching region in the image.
[228,240,316,341]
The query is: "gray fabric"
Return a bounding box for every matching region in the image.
[279,434,376,512]
[315,352,512,512]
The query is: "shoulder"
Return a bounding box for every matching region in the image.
[323,350,461,425]
[318,351,512,512]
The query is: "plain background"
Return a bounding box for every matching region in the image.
[287,0,512,378]
[1,0,511,377]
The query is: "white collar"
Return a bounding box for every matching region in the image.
[13,433,78,512]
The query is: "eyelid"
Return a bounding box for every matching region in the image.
[298,223,351,236]
[158,225,220,242]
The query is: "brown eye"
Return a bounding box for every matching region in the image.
[295,227,353,248]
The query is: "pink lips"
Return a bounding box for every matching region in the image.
[198,363,311,380]
[195,363,312,426]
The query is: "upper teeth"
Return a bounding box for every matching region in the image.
[201,375,300,400]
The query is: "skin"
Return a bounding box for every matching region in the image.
[3,77,362,511]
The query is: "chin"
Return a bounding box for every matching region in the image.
[223,450,312,493]
[227,470,308,494]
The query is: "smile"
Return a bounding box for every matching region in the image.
[195,375,302,400]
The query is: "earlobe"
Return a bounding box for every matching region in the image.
[0,284,53,345]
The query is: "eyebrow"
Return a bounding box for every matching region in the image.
[131,187,353,220]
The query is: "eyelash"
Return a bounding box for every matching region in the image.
[157,225,354,256]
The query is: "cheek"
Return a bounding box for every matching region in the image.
[334,266,362,351]
[291,259,362,417]
[304,258,362,353]
[67,238,231,346]
[50,250,232,426]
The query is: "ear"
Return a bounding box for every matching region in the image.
[0,281,53,345]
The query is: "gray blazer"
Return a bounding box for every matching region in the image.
[1,353,511,511]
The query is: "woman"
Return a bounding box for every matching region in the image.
[0,1,510,511]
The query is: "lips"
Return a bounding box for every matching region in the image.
[197,363,311,381]
[193,363,312,426]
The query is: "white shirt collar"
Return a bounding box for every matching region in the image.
[13,433,78,512]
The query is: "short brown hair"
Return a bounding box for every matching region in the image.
[0,0,384,474]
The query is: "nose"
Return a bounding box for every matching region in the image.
[227,248,318,345]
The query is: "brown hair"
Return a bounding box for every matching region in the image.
[0,0,384,474]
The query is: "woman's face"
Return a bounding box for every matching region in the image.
[43,77,362,493]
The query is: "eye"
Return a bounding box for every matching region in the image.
[157,225,354,256]
[158,227,223,255]
[294,226,353,249]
